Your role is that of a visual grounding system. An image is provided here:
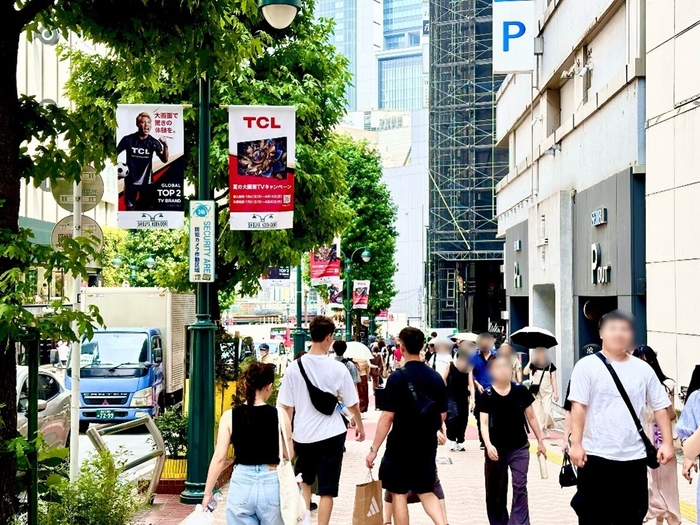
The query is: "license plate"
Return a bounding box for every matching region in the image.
[96,409,115,420]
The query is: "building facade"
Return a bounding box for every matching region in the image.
[645,0,700,390]
[496,0,646,393]
[427,0,508,332]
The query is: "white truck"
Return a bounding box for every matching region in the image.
[65,288,196,431]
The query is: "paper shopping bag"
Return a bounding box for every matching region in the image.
[352,474,383,525]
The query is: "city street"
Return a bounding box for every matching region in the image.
[78,427,156,480]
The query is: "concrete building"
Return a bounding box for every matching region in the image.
[316,0,383,111]
[18,31,118,303]
[339,109,429,323]
[496,0,647,392]
[645,0,700,390]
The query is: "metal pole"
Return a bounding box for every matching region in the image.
[293,264,304,356]
[69,178,82,481]
[27,329,39,525]
[345,259,352,341]
[181,73,216,504]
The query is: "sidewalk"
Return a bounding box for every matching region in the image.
[140,393,698,525]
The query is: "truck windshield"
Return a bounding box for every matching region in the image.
[79,332,149,368]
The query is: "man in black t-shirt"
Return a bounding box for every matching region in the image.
[117,112,169,211]
[478,355,546,525]
[366,327,448,525]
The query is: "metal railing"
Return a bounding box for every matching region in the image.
[86,415,166,504]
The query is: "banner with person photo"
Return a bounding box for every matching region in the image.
[352,280,371,309]
[310,238,341,285]
[261,266,291,289]
[228,106,296,230]
[116,104,185,228]
[326,280,344,309]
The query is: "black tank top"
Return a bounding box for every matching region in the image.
[446,362,470,402]
[231,404,280,465]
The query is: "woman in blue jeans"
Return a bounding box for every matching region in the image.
[202,362,293,524]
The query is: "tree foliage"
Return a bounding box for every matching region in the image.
[0,0,352,521]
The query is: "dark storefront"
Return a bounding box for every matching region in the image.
[505,220,529,351]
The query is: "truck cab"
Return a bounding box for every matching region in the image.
[65,327,165,432]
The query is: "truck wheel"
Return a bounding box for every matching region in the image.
[79,421,90,433]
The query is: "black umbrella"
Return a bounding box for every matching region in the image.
[510,326,558,349]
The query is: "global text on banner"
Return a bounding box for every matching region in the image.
[262,266,291,288]
[189,201,216,283]
[116,104,185,228]
[228,106,296,230]
[310,239,341,285]
[353,280,371,310]
[327,280,344,309]
[493,0,535,74]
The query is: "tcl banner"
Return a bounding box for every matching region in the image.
[353,280,371,310]
[228,106,296,230]
[493,0,535,74]
[310,239,341,285]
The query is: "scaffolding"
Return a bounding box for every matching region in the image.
[427,0,508,328]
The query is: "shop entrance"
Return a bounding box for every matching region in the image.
[508,296,530,357]
[578,296,618,358]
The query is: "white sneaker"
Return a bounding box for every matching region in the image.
[450,441,458,451]
[456,442,466,451]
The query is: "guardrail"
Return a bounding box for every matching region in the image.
[86,415,165,504]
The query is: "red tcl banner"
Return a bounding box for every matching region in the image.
[310,239,341,285]
[228,106,295,230]
[353,280,371,309]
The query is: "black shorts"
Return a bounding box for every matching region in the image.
[294,433,346,497]
[379,451,437,495]
[383,470,444,503]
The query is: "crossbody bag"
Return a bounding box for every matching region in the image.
[528,364,549,396]
[297,357,338,416]
[595,352,659,469]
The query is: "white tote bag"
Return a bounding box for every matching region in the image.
[277,407,307,525]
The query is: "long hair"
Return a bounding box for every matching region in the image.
[245,361,275,406]
[686,366,700,401]
[632,345,669,385]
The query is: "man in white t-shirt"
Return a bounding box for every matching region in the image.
[568,310,673,525]
[279,316,365,525]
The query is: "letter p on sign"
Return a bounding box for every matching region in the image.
[493,0,535,74]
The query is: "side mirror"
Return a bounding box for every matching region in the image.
[37,400,48,412]
[154,355,163,364]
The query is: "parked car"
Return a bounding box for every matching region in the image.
[17,367,71,448]
[254,340,289,375]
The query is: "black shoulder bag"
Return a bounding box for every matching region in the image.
[297,357,338,416]
[398,368,442,432]
[595,352,660,469]
[528,364,549,396]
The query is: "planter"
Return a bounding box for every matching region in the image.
[156,458,234,495]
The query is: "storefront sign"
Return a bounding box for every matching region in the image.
[116,104,185,229]
[493,0,535,74]
[189,200,216,283]
[591,243,612,285]
[228,106,296,230]
[591,208,608,227]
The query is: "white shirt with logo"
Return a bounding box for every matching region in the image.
[568,353,670,461]
[278,353,359,444]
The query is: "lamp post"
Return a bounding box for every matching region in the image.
[293,264,305,356]
[341,247,371,341]
[181,1,300,504]
[111,254,156,286]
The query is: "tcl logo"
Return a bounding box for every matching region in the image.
[242,116,282,129]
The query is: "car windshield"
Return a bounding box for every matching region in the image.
[78,332,149,368]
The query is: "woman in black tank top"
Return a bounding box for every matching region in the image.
[202,362,292,524]
[443,350,471,451]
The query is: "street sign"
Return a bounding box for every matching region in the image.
[51,165,104,212]
[189,200,216,283]
[50,215,104,251]
[493,0,535,74]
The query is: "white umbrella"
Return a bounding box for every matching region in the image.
[344,342,374,360]
[510,326,558,349]
[428,337,454,348]
[451,332,478,343]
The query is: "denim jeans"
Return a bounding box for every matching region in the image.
[226,464,284,525]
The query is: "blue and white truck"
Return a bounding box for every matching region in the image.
[65,288,195,432]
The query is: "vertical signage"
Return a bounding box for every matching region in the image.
[493,0,535,74]
[310,239,341,285]
[189,201,216,283]
[228,106,296,230]
[327,281,344,309]
[352,280,371,309]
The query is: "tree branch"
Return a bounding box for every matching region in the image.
[17,0,54,28]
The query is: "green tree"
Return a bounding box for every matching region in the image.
[335,135,398,330]
[0,1,350,521]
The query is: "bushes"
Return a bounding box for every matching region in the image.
[38,450,140,525]
[153,405,188,459]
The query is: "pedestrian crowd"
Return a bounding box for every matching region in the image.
[201,311,700,525]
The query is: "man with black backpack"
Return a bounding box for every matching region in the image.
[365,326,448,525]
[279,316,365,525]
[568,310,674,525]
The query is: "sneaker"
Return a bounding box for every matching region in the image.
[456,442,466,451]
[480,443,485,450]
[450,441,457,451]
[310,502,318,511]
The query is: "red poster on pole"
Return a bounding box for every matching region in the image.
[310,239,341,285]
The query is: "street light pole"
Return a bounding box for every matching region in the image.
[181,73,217,504]
[293,264,305,356]
[341,247,371,341]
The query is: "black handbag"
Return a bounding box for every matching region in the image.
[559,451,577,487]
[595,352,660,469]
[297,357,339,416]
